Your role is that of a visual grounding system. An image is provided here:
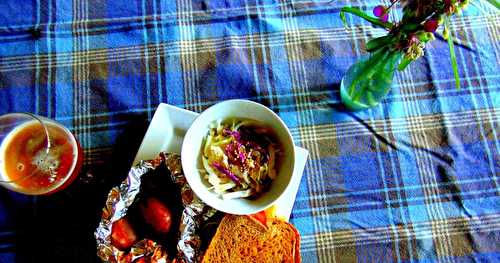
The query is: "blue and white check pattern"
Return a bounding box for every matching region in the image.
[0,0,499,262]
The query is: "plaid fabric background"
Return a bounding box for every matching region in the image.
[0,0,499,262]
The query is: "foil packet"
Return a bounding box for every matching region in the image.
[94,153,221,263]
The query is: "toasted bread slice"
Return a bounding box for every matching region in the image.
[202,215,301,263]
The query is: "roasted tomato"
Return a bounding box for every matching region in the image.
[133,257,151,263]
[111,217,137,250]
[140,197,172,234]
[248,210,267,227]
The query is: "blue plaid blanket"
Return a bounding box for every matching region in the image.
[0,0,499,262]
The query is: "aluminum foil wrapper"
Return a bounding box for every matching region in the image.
[95,153,218,263]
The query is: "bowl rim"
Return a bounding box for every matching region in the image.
[181,99,296,214]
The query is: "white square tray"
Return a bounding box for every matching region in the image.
[133,103,308,220]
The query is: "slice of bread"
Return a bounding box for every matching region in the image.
[202,214,301,263]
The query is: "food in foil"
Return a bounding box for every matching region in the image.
[95,153,222,263]
[140,197,173,234]
[111,218,138,251]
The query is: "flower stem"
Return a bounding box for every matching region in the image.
[347,48,388,96]
[444,17,461,89]
[349,49,391,102]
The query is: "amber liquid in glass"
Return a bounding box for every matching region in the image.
[0,120,81,194]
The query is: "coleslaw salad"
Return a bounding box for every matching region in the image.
[200,119,279,199]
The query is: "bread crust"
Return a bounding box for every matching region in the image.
[202,215,301,263]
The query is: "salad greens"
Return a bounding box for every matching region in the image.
[201,118,279,199]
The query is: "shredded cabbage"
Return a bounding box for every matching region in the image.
[201,118,279,199]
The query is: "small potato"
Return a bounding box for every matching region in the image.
[140,197,172,234]
[111,218,137,250]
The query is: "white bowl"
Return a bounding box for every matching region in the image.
[181,100,295,215]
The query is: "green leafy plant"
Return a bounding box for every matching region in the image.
[340,0,477,89]
[485,0,500,9]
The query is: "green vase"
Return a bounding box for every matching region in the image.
[340,49,402,110]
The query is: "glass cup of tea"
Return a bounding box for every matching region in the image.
[0,113,83,195]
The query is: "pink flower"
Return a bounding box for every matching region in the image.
[408,34,419,45]
[380,13,389,23]
[373,5,389,22]
[373,5,386,17]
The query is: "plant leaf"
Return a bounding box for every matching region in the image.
[444,18,460,89]
[366,36,393,52]
[340,7,393,29]
[400,22,420,32]
[484,0,500,9]
[340,10,347,27]
[398,56,413,71]
[347,48,389,96]
[417,32,434,43]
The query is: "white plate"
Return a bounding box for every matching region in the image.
[133,103,308,221]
